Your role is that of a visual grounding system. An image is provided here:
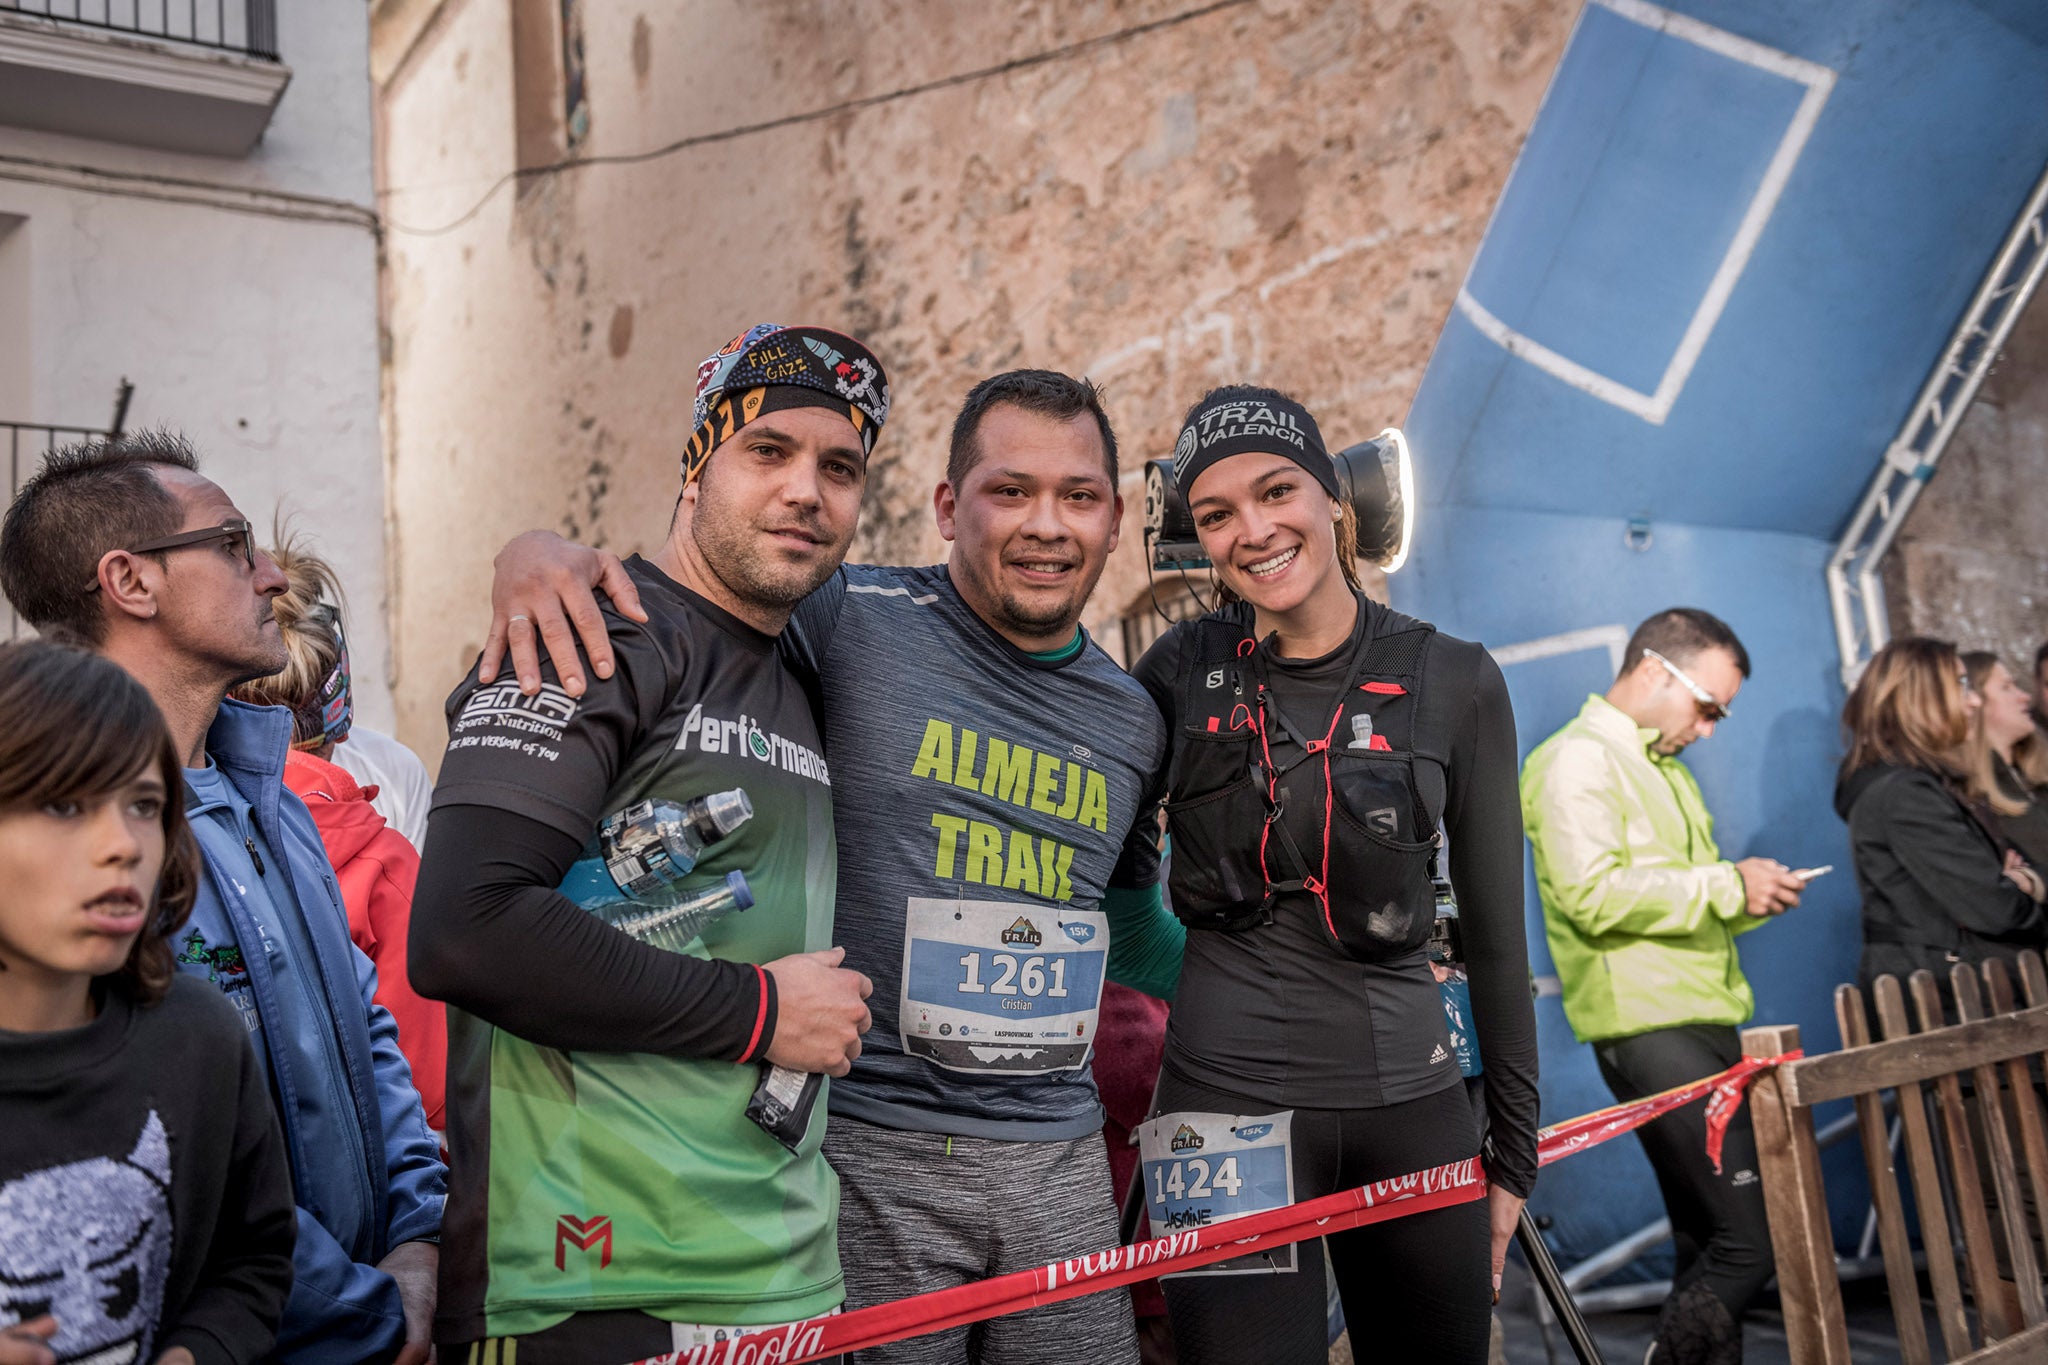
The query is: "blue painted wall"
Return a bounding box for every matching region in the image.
[1394,0,2048,1270]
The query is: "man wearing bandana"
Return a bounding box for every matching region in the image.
[413,325,885,1363]
[483,362,1186,1364]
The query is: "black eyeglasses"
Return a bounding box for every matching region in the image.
[84,520,256,593]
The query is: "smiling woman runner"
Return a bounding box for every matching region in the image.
[1129,386,1539,1364]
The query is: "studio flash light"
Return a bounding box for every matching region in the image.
[1145,427,1416,575]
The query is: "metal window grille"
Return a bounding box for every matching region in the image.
[0,0,279,60]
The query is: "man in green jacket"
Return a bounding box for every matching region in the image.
[1521,607,1805,1365]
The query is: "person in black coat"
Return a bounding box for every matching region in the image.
[1835,637,2047,1009]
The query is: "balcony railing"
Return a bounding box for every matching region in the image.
[0,0,278,61]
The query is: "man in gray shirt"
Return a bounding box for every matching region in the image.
[488,369,1182,1364]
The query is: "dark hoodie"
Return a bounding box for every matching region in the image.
[1834,761,2046,1009]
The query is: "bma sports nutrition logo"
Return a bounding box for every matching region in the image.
[455,680,579,733]
[448,680,581,760]
[675,703,831,786]
[1000,917,1042,947]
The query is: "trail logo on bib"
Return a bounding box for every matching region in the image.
[1170,1123,1205,1152]
[1000,917,1042,947]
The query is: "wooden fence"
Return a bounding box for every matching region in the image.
[1742,951,2048,1363]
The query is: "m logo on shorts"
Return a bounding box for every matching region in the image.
[555,1214,613,1270]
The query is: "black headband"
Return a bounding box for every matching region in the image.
[1171,393,1337,500]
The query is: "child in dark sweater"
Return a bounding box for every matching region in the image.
[0,641,295,1365]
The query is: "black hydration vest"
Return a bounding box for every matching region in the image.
[1162,604,1446,963]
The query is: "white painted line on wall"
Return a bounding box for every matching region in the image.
[1595,0,1833,85]
[1457,0,1836,426]
[1257,226,1392,301]
[1088,334,1165,376]
[1455,290,1664,420]
[1085,215,1466,382]
[1492,624,1630,676]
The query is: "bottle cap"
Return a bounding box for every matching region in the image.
[706,788,755,836]
[726,869,754,911]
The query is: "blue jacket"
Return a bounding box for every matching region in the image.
[182,700,446,1363]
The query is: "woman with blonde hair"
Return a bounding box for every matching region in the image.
[1835,637,2045,1006]
[1963,650,2048,870]
[232,533,446,1134]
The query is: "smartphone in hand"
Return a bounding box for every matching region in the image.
[1792,865,1833,883]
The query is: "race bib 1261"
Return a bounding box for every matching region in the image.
[899,896,1107,1075]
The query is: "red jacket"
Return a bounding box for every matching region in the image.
[283,748,446,1133]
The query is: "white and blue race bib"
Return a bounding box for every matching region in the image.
[1136,1109,1298,1275]
[900,896,1107,1074]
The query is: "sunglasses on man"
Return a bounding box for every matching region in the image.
[84,520,256,593]
[1644,647,1731,723]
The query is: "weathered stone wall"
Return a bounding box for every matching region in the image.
[374,0,1574,761]
[1882,284,2048,676]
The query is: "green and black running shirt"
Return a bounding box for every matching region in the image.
[424,557,840,1339]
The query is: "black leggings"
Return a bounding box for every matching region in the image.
[1153,1064,1493,1364]
[1593,1024,1775,1318]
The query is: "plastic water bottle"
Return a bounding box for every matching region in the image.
[593,869,754,955]
[559,789,753,909]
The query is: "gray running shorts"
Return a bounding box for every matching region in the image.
[822,1113,1141,1365]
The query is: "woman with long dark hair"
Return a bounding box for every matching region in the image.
[1129,386,1537,1364]
[1836,637,2046,1001]
[0,639,295,1365]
